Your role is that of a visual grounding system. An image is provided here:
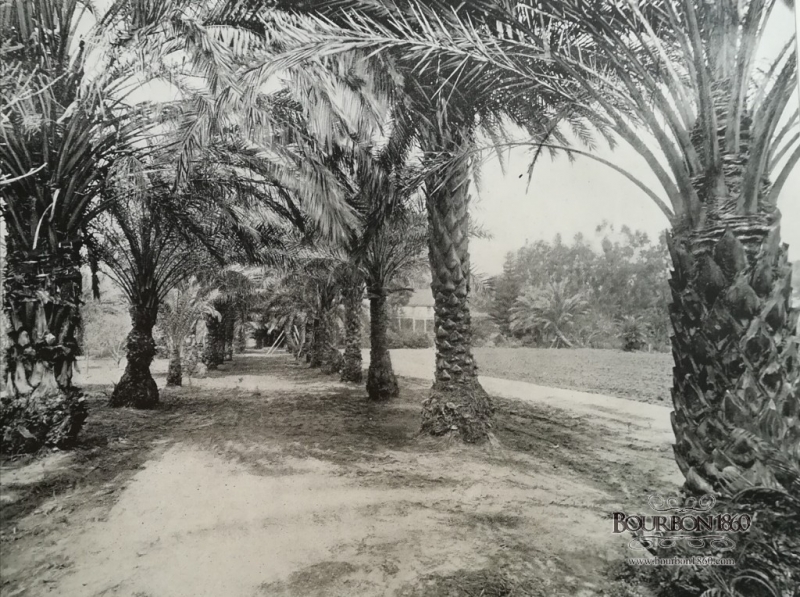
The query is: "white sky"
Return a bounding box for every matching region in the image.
[471,5,800,275]
[470,135,800,275]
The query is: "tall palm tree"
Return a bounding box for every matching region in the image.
[0,0,242,449]
[362,206,429,400]
[282,0,799,493]
[499,0,800,498]
[218,0,593,441]
[158,279,219,387]
[96,188,202,408]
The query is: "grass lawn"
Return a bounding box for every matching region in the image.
[473,347,673,406]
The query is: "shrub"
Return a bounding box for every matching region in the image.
[386,328,433,349]
[619,316,648,352]
[491,334,523,348]
[80,301,130,359]
[471,317,499,347]
[0,390,88,454]
[574,308,619,349]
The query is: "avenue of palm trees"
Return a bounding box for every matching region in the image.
[2,1,798,595]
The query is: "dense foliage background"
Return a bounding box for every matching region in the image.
[485,223,671,351]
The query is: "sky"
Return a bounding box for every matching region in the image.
[469,5,800,276]
[470,137,800,276]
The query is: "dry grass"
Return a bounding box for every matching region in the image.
[474,348,672,405]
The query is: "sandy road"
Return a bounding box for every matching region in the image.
[366,349,675,445]
[2,353,682,597]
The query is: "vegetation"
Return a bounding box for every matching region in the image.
[96,189,194,409]
[158,280,218,386]
[0,0,252,451]
[2,0,798,593]
[362,207,429,400]
[223,1,798,592]
[491,226,671,350]
[473,347,673,405]
[509,281,589,349]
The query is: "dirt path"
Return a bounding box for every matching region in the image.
[369,349,674,444]
[1,355,681,597]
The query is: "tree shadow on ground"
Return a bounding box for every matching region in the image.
[2,353,678,532]
[1,352,675,597]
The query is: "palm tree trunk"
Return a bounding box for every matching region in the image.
[202,309,225,370]
[340,286,364,383]
[309,316,324,368]
[2,244,88,452]
[223,308,235,361]
[302,317,313,363]
[166,342,182,387]
[235,312,247,353]
[419,131,493,443]
[668,215,799,495]
[315,310,342,374]
[366,288,399,400]
[109,303,159,409]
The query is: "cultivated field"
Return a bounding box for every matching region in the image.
[378,347,674,406]
[474,348,673,406]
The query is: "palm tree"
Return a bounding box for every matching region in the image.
[277,0,799,496]
[509,281,589,348]
[95,181,212,408]
[158,280,219,387]
[335,135,428,390]
[0,0,242,449]
[362,206,430,400]
[618,315,649,352]
[219,0,596,441]
[482,0,800,499]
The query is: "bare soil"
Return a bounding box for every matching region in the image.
[0,353,681,597]
[473,348,672,405]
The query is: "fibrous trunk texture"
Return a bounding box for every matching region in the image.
[166,343,182,387]
[235,314,247,354]
[109,305,159,409]
[366,290,398,401]
[340,286,364,383]
[223,307,235,361]
[202,308,225,370]
[1,244,87,452]
[309,316,324,368]
[668,216,800,496]
[419,131,493,443]
[302,318,313,363]
[319,311,343,375]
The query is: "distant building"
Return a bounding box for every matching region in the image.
[396,288,435,332]
[395,288,489,333]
